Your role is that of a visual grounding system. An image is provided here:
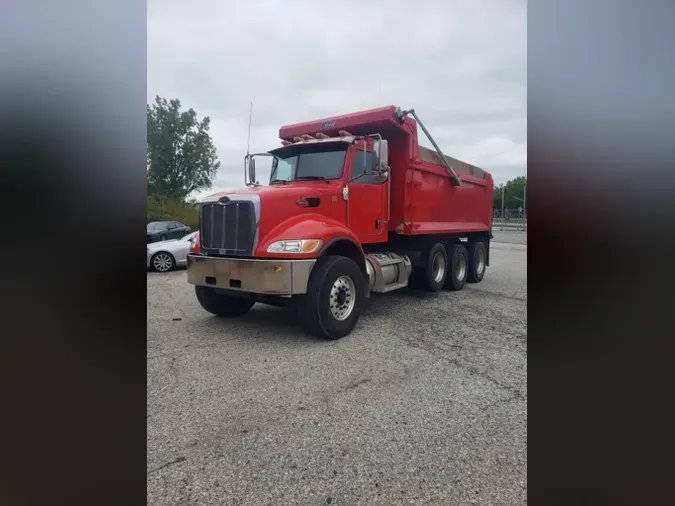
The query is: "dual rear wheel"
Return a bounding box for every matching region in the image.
[418,240,487,292]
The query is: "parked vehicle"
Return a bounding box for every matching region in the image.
[147,221,191,243]
[186,105,494,339]
[147,231,198,272]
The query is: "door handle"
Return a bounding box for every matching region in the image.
[375,219,380,229]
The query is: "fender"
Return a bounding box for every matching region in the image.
[255,213,363,260]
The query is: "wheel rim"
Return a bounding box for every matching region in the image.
[455,253,467,281]
[330,275,356,321]
[153,253,173,272]
[432,253,446,283]
[475,249,485,276]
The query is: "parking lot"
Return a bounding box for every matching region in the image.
[147,231,527,505]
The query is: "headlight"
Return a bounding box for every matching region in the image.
[267,239,322,254]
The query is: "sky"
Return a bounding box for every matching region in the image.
[148,0,526,199]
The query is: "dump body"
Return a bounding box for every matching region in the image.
[279,105,493,238]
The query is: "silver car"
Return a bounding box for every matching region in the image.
[147,231,198,272]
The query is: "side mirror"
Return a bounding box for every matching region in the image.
[378,139,388,172]
[248,156,256,184]
[371,140,380,172]
[371,139,388,173]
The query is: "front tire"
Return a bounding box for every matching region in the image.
[444,243,469,291]
[151,251,175,272]
[298,255,365,340]
[195,286,255,317]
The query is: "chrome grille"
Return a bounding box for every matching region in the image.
[200,201,256,256]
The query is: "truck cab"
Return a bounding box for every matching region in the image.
[187,106,493,339]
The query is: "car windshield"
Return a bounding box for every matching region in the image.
[268,142,348,183]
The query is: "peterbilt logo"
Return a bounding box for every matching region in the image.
[322,120,336,128]
[218,196,231,204]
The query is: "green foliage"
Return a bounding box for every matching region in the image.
[147,195,200,229]
[494,176,527,210]
[147,96,220,200]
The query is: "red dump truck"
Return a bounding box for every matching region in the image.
[187,105,494,339]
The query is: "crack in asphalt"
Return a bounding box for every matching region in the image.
[147,456,187,476]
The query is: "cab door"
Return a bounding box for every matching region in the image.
[347,147,389,244]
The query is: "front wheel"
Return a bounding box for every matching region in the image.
[298,255,365,340]
[195,286,255,317]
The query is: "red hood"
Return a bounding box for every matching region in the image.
[209,181,336,200]
[205,182,343,250]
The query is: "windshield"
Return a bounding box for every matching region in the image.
[269,143,347,183]
[147,222,166,230]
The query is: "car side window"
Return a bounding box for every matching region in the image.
[352,149,381,184]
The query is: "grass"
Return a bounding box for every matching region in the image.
[147,195,199,229]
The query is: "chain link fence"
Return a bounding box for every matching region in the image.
[493,209,527,231]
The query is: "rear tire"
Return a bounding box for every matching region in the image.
[298,255,364,340]
[444,243,469,291]
[421,243,448,292]
[467,241,487,283]
[195,286,255,317]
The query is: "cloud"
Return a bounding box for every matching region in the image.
[148,0,526,197]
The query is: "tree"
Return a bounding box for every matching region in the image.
[147,96,220,200]
[494,176,527,211]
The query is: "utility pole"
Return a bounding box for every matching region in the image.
[501,184,505,230]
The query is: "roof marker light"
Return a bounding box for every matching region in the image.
[293,136,302,142]
[338,130,352,137]
[316,132,330,139]
[301,134,314,140]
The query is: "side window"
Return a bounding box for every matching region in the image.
[275,159,294,181]
[352,149,380,184]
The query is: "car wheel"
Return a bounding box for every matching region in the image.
[151,251,175,272]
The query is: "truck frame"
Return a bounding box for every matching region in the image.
[186,105,494,339]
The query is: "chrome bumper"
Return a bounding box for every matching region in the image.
[186,255,316,295]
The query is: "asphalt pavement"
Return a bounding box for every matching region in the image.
[147,231,527,505]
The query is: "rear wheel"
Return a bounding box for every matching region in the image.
[444,243,469,291]
[151,251,175,272]
[195,286,255,317]
[467,241,487,283]
[420,242,448,292]
[298,255,364,340]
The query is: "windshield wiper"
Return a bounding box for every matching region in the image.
[269,179,288,184]
[295,175,327,180]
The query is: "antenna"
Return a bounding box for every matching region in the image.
[246,101,253,155]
